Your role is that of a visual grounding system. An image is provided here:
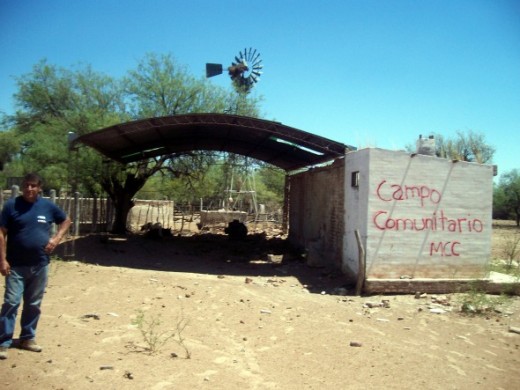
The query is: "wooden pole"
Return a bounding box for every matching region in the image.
[355,229,366,296]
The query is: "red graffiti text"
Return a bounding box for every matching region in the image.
[376,180,442,207]
[430,241,461,256]
[373,210,484,233]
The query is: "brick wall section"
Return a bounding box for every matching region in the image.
[288,159,345,269]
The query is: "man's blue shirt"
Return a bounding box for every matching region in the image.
[0,196,67,266]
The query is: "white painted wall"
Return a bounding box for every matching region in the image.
[344,148,493,280]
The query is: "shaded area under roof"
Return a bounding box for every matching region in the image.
[75,114,351,171]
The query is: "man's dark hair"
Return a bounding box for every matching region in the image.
[22,172,43,187]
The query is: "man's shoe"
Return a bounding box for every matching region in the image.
[0,346,8,359]
[19,339,42,353]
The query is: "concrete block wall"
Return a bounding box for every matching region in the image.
[288,159,345,268]
[344,148,494,280]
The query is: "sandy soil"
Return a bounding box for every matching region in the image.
[1,223,519,390]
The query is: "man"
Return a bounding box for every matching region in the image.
[0,173,71,360]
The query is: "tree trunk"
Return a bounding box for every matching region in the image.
[111,192,135,234]
[102,171,149,235]
[100,158,169,234]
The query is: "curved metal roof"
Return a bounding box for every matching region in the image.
[75,113,351,171]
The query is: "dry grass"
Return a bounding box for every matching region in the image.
[491,220,520,276]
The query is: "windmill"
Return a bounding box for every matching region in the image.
[206,47,263,94]
[206,49,264,223]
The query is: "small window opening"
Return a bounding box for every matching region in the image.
[351,171,359,188]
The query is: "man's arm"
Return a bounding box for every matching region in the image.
[0,226,10,276]
[45,217,72,254]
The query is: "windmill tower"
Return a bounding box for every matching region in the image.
[206,49,264,222]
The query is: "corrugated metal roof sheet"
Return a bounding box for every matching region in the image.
[76,113,351,171]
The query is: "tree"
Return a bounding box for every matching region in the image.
[0,60,127,191]
[255,165,285,210]
[434,130,495,163]
[124,53,261,118]
[137,152,221,204]
[493,183,510,220]
[100,158,167,233]
[0,130,19,172]
[496,169,520,226]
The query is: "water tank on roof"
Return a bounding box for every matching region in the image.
[416,135,436,156]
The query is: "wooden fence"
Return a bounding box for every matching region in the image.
[1,186,281,237]
[0,187,200,236]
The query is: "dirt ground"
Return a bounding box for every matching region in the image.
[1,221,519,390]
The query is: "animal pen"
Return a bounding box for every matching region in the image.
[0,186,279,237]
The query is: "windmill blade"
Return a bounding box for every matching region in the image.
[252,52,261,64]
[227,47,263,93]
[250,48,257,62]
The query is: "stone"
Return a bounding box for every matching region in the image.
[508,326,520,334]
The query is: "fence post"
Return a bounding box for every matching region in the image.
[74,192,80,236]
[50,189,57,235]
[92,194,98,233]
[106,197,113,232]
[11,185,20,198]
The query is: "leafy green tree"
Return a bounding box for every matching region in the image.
[434,130,495,163]
[0,129,19,172]
[137,152,221,202]
[100,157,169,232]
[254,165,285,210]
[1,60,126,192]
[124,53,261,118]
[136,155,286,215]
[496,169,520,226]
[406,130,495,164]
[493,183,510,220]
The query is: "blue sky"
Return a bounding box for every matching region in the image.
[1,0,519,177]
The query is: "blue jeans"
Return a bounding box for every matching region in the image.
[0,264,49,348]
